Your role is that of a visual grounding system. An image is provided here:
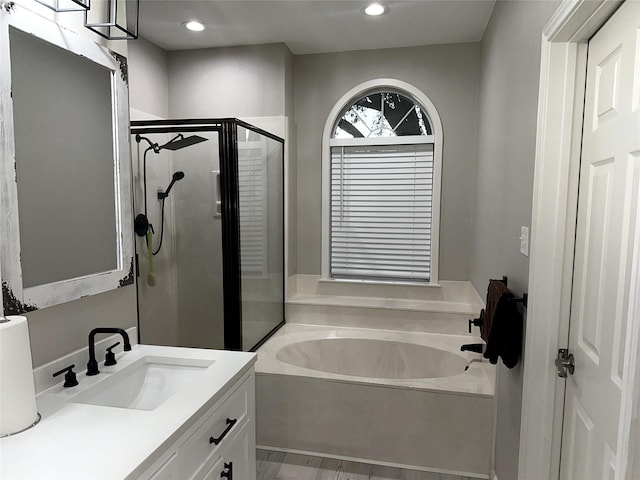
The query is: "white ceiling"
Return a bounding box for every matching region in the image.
[139,1,496,55]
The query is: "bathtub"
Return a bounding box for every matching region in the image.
[255,324,494,478]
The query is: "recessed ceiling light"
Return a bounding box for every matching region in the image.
[182,20,205,32]
[364,3,388,16]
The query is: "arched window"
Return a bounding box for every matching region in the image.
[322,80,442,284]
[334,91,432,138]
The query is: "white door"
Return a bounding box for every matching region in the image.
[560,1,640,479]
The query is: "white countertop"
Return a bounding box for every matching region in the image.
[0,345,256,480]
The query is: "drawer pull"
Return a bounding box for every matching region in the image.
[209,418,237,445]
[221,462,233,479]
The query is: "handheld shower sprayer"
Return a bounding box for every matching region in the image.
[133,131,208,263]
[152,171,186,258]
[158,171,185,200]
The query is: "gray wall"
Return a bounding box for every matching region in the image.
[470,1,560,479]
[165,43,298,279]
[167,43,291,118]
[128,39,180,348]
[284,49,298,278]
[293,43,481,280]
[129,38,169,118]
[4,1,137,369]
[27,289,136,367]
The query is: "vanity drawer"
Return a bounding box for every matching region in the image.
[146,453,179,480]
[198,456,225,480]
[178,376,252,478]
[196,426,253,480]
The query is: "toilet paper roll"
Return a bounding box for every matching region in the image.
[0,315,39,436]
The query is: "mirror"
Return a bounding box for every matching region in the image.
[0,6,134,314]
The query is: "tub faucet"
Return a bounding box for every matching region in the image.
[86,328,131,376]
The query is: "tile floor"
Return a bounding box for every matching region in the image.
[256,449,479,480]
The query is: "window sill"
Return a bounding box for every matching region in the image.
[287,275,484,315]
[286,293,476,315]
[318,277,441,288]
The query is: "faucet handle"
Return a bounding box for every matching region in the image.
[53,364,79,388]
[104,342,120,366]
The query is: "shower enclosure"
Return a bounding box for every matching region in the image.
[130,119,284,351]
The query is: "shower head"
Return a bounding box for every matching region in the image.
[158,171,185,200]
[160,134,208,151]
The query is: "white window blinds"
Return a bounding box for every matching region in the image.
[238,141,267,277]
[330,142,433,282]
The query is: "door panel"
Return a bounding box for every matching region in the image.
[173,132,225,350]
[613,155,640,385]
[564,397,595,480]
[237,126,284,351]
[593,47,621,127]
[560,1,640,478]
[603,443,616,480]
[578,159,613,363]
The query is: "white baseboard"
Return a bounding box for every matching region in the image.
[257,444,490,479]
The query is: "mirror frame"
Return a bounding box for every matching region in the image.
[0,5,134,315]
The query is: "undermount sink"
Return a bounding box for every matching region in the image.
[71,356,215,411]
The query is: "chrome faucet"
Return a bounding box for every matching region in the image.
[86,328,132,376]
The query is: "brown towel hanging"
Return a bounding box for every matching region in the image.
[481,279,509,343]
[482,279,523,368]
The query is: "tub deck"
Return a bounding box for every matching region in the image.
[255,323,495,479]
[256,323,494,396]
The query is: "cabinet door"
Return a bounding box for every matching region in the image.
[147,453,179,480]
[178,378,251,476]
[199,456,225,480]
[222,428,255,480]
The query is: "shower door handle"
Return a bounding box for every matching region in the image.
[212,170,222,218]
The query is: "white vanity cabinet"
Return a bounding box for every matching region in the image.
[0,345,257,480]
[142,371,256,480]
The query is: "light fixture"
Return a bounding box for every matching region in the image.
[84,0,140,40]
[364,2,388,16]
[34,0,89,12]
[182,20,206,32]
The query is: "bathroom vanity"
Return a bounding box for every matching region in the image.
[138,365,256,480]
[0,345,257,479]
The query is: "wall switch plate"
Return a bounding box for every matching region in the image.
[520,226,529,256]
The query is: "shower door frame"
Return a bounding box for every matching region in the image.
[130,118,286,352]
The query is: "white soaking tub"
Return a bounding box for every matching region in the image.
[255,324,495,478]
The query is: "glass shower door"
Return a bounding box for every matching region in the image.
[172,131,225,349]
[237,125,284,350]
[131,127,224,350]
[132,119,285,352]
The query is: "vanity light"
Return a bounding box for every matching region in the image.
[34,0,89,12]
[84,0,140,40]
[183,20,206,32]
[364,2,388,16]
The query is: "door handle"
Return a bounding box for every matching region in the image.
[555,348,575,378]
[212,170,222,218]
[209,418,237,445]
[221,462,233,479]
